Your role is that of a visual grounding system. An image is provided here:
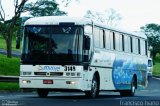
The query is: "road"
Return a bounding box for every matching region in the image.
[0,49,21,57]
[0,77,160,106]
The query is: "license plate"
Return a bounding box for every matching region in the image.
[43,80,53,84]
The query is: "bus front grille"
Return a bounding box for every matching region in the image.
[34,72,63,76]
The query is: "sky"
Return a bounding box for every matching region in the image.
[1,0,160,31]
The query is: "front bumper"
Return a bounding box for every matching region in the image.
[19,76,85,91]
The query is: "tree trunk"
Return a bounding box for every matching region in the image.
[6,29,13,58]
[152,52,157,60]
[1,0,28,58]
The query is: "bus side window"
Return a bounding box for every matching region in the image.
[124,35,129,52]
[145,40,148,56]
[105,30,110,49]
[100,29,105,49]
[132,37,138,54]
[138,39,141,54]
[141,40,146,55]
[130,36,133,53]
[135,38,138,54]
[110,32,115,50]
[103,30,105,48]
[122,34,125,51]
[113,32,116,50]
[94,27,100,48]
[115,33,120,51]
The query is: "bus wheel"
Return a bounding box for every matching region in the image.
[85,76,99,98]
[130,77,136,96]
[120,77,136,97]
[37,89,49,98]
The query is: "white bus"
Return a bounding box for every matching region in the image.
[19,16,148,98]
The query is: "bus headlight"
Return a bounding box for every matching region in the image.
[22,80,31,84]
[66,81,76,84]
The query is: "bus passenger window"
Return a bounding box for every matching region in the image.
[122,34,125,51]
[105,30,110,49]
[130,37,133,53]
[94,28,100,48]
[113,32,116,50]
[145,40,148,56]
[132,38,138,54]
[138,39,141,54]
[100,30,105,48]
[103,30,105,48]
[115,33,120,51]
[124,35,128,52]
[141,40,146,55]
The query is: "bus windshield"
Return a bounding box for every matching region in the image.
[21,25,83,64]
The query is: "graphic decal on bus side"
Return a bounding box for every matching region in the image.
[112,58,147,90]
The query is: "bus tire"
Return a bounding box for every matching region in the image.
[37,89,49,98]
[120,77,136,97]
[85,76,99,98]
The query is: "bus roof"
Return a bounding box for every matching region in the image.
[24,16,92,26]
[25,16,147,39]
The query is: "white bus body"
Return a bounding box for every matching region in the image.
[19,16,148,98]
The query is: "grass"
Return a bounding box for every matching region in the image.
[0,54,20,91]
[153,62,160,76]
[0,54,20,76]
[0,82,19,91]
[0,36,21,52]
[153,54,160,76]
[0,36,6,49]
[0,37,20,91]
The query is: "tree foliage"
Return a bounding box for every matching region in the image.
[0,0,79,58]
[24,0,67,17]
[0,0,69,58]
[0,0,28,58]
[141,23,160,59]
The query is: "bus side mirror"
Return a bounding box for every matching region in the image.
[85,36,90,50]
[16,36,20,49]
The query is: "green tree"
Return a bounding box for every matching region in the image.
[0,0,68,58]
[24,0,67,17]
[141,23,160,59]
[0,0,28,58]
